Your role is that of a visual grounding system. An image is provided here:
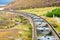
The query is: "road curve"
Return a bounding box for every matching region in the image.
[0,10,60,40]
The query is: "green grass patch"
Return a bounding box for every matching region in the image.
[46,8,60,17]
[17,7,60,16]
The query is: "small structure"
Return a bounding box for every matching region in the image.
[53,15,60,23]
[37,27,50,34]
[35,22,47,27]
[37,36,56,40]
[33,18,44,22]
[39,22,47,27]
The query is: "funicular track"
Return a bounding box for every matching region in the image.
[0,10,60,40]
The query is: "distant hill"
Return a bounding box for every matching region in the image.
[4,0,60,10]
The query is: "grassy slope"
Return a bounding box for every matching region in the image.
[14,20,32,40]
[17,7,60,34]
[46,17,60,34]
[18,7,60,16]
[0,12,32,40]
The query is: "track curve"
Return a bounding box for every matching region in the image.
[0,10,60,40]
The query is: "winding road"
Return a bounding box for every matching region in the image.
[0,10,60,40]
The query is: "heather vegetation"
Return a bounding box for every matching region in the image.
[0,11,32,40]
[0,0,60,40]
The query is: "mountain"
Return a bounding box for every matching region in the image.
[0,0,13,6]
[4,0,60,10]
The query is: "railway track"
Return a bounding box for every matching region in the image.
[0,10,60,40]
[18,12,60,40]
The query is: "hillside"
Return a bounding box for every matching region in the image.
[4,0,60,10]
[0,11,32,40]
[17,7,60,35]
